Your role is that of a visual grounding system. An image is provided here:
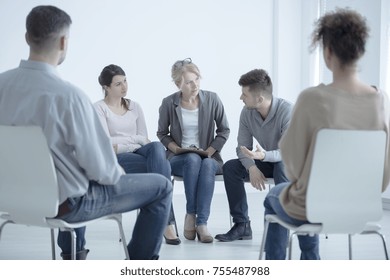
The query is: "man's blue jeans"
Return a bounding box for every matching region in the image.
[170,153,221,225]
[223,159,288,224]
[263,182,320,260]
[116,141,175,224]
[57,173,172,260]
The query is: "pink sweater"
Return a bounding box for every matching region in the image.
[94,100,149,153]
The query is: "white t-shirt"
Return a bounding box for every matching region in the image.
[181,107,199,148]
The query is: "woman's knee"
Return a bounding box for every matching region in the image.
[200,158,219,174]
[184,153,202,167]
[263,183,289,211]
[148,141,166,154]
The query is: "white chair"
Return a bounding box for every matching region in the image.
[172,175,275,227]
[259,129,389,260]
[0,125,130,260]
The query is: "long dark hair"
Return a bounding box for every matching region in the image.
[98,64,129,110]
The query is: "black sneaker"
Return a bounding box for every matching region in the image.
[215,222,252,242]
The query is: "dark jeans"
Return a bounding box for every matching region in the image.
[223,159,288,223]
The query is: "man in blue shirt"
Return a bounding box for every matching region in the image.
[0,5,172,260]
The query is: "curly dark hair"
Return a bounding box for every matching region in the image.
[238,69,273,98]
[311,8,369,67]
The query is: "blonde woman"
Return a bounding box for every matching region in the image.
[157,58,230,243]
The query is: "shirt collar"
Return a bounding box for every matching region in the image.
[19,59,60,77]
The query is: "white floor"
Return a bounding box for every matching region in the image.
[0,182,389,260]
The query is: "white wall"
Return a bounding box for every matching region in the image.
[1,0,389,199]
[380,0,390,201]
[0,0,276,163]
[320,0,382,86]
[272,0,319,104]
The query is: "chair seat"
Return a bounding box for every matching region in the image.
[361,222,382,233]
[266,214,382,236]
[265,214,323,235]
[1,212,122,229]
[46,213,123,229]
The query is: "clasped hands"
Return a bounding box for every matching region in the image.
[113,135,151,154]
[190,145,215,157]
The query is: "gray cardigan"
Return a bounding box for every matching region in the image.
[157,90,230,165]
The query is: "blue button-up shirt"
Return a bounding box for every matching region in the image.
[0,60,123,203]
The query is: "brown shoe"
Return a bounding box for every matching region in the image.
[184,214,196,240]
[196,225,213,243]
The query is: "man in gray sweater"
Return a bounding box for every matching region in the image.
[215,69,292,242]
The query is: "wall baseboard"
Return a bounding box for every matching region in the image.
[383,198,390,211]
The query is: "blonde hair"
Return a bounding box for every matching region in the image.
[171,58,201,87]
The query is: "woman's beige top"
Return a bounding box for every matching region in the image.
[279,84,390,220]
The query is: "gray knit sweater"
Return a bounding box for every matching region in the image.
[236,97,292,170]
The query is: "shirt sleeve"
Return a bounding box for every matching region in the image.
[263,102,292,162]
[157,97,175,147]
[279,92,313,182]
[209,93,230,151]
[93,101,111,138]
[65,94,123,184]
[236,109,256,170]
[135,102,148,138]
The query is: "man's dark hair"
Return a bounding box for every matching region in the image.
[238,69,273,98]
[26,5,72,47]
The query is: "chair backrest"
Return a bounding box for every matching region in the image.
[306,129,386,234]
[0,125,59,226]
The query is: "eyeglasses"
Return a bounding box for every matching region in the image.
[173,58,192,69]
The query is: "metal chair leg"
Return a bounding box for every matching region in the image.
[50,228,56,260]
[348,234,353,260]
[376,232,389,260]
[170,178,179,236]
[361,231,389,260]
[0,220,13,241]
[70,229,77,260]
[259,220,270,260]
[287,230,295,260]
[111,215,130,260]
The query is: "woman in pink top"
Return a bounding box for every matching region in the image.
[94,64,180,245]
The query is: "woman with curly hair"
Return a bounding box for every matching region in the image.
[260,8,390,259]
